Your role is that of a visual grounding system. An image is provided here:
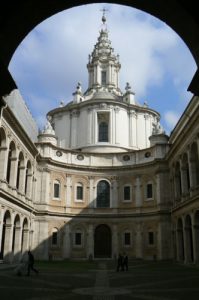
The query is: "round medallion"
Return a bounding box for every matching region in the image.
[123,155,130,161]
[56,150,63,157]
[145,151,151,158]
[77,154,84,161]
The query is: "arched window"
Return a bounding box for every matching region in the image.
[24,160,32,198]
[6,141,16,184]
[98,122,108,142]
[175,162,182,199]
[190,142,199,187]
[52,228,58,246]
[25,161,30,194]
[53,180,60,199]
[182,153,190,194]
[97,180,110,208]
[0,128,6,180]
[16,152,24,191]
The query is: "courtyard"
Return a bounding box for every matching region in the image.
[0,260,199,300]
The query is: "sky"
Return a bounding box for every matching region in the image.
[8,3,197,134]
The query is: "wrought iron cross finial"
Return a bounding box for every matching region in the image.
[100,8,109,24]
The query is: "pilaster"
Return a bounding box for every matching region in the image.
[87,224,94,258]
[135,176,142,207]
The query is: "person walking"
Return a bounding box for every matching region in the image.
[116,253,123,272]
[26,250,39,276]
[123,252,128,271]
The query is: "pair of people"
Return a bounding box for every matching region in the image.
[117,252,128,271]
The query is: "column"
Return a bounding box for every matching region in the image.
[40,168,50,204]
[29,229,34,252]
[183,218,189,264]
[108,63,112,84]
[87,224,94,259]
[18,166,26,194]
[187,148,195,189]
[111,107,115,144]
[192,224,199,264]
[157,221,171,260]
[93,109,97,144]
[62,223,71,259]
[9,157,18,187]
[156,173,161,205]
[87,107,92,144]
[3,224,13,262]
[35,220,49,260]
[96,65,100,85]
[71,110,79,148]
[180,159,188,196]
[14,226,22,261]
[129,111,133,147]
[114,107,120,144]
[135,176,142,207]
[0,206,5,258]
[26,173,33,199]
[22,229,29,253]
[112,224,118,259]
[31,176,37,203]
[0,146,8,181]
[176,226,184,262]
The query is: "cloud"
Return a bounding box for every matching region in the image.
[8,3,197,131]
[164,110,180,133]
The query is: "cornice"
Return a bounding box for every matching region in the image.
[34,209,171,219]
[0,189,35,213]
[37,156,167,173]
[3,107,38,156]
[47,98,160,118]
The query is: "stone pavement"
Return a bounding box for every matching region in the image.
[0,260,199,300]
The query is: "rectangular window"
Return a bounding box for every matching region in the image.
[148,232,154,245]
[52,232,58,245]
[76,186,83,200]
[54,183,60,198]
[147,183,153,199]
[124,232,131,246]
[101,71,106,85]
[124,186,131,201]
[98,113,109,143]
[75,232,82,245]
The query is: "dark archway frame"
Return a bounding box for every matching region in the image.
[0,0,199,96]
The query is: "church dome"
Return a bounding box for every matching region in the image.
[47,14,163,153]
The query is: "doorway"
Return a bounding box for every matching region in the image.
[94,224,112,258]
